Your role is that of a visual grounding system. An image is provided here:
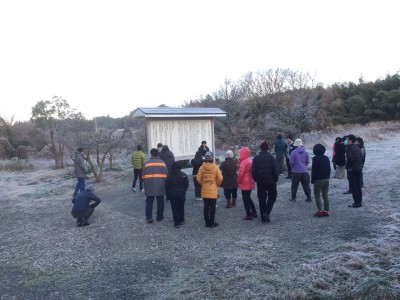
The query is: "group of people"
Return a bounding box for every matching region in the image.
[70,134,365,228]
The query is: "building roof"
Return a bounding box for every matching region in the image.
[132,107,226,118]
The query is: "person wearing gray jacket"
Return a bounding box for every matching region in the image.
[73,148,88,198]
[143,148,169,223]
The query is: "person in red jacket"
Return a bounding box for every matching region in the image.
[238,147,257,220]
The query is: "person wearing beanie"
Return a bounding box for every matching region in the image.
[289,139,312,202]
[198,140,210,157]
[274,134,286,175]
[73,147,88,199]
[191,151,204,201]
[238,147,257,220]
[311,144,331,217]
[345,134,363,208]
[219,150,238,208]
[143,148,168,223]
[197,151,223,228]
[131,144,147,192]
[252,141,279,223]
[71,183,101,226]
[165,162,189,228]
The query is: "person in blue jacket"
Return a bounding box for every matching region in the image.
[71,183,101,226]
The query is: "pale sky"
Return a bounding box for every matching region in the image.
[1,0,399,122]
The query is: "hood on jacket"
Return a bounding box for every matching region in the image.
[238,147,251,161]
[313,143,326,155]
[162,145,170,152]
[295,146,305,154]
[202,161,217,171]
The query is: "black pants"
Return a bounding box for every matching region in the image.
[351,168,363,205]
[285,157,291,176]
[241,190,256,216]
[170,191,186,225]
[72,207,94,224]
[193,175,201,198]
[291,173,311,199]
[203,198,217,226]
[257,183,277,216]
[224,188,237,200]
[346,169,353,192]
[132,169,143,190]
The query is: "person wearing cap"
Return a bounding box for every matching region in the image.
[71,184,101,227]
[289,139,312,202]
[219,150,238,208]
[165,162,189,228]
[238,147,257,220]
[198,141,210,157]
[143,148,169,223]
[73,147,88,199]
[197,151,223,228]
[311,144,331,217]
[252,141,279,223]
[131,145,146,192]
[274,134,286,175]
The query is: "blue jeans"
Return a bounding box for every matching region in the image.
[146,196,164,220]
[73,177,86,197]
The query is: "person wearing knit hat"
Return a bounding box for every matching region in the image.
[289,139,312,202]
[252,141,279,223]
[219,150,238,208]
[71,183,101,227]
[197,151,223,228]
[259,141,269,151]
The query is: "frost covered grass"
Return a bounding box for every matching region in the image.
[1,122,400,299]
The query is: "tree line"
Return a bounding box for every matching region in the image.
[0,69,399,173]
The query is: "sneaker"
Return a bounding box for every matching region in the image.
[305,198,312,202]
[252,212,258,218]
[156,217,164,222]
[77,222,90,227]
[132,187,137,192]
[289,198,296,202]
[261,213,271,223]
[314,211,324,217]
[348,203,362,208]
[147,218,153,223]
[343,190,352,194]
[322,211,329,216]
[141,189,145,192]
[209,222,219,228]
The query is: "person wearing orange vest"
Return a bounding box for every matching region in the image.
[197,151,223,228]
[143,148,168,223]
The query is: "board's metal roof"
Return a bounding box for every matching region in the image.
[132,107,226,118]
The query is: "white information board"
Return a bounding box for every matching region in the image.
[147,119,214,160]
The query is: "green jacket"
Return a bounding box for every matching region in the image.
[131,150,146,169]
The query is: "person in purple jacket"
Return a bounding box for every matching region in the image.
[289,139,312,202]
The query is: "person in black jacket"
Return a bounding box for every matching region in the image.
[190,151,204,200]
[252,141,279,223]
[198,141,210,157]
[165,162,189,228]
[159,145,175,175]
[345,134,364,208]
[71,184,101,226]
[311,144,331,217]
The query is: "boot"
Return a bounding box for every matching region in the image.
[231,198,236,207]
[225,199,232,208]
